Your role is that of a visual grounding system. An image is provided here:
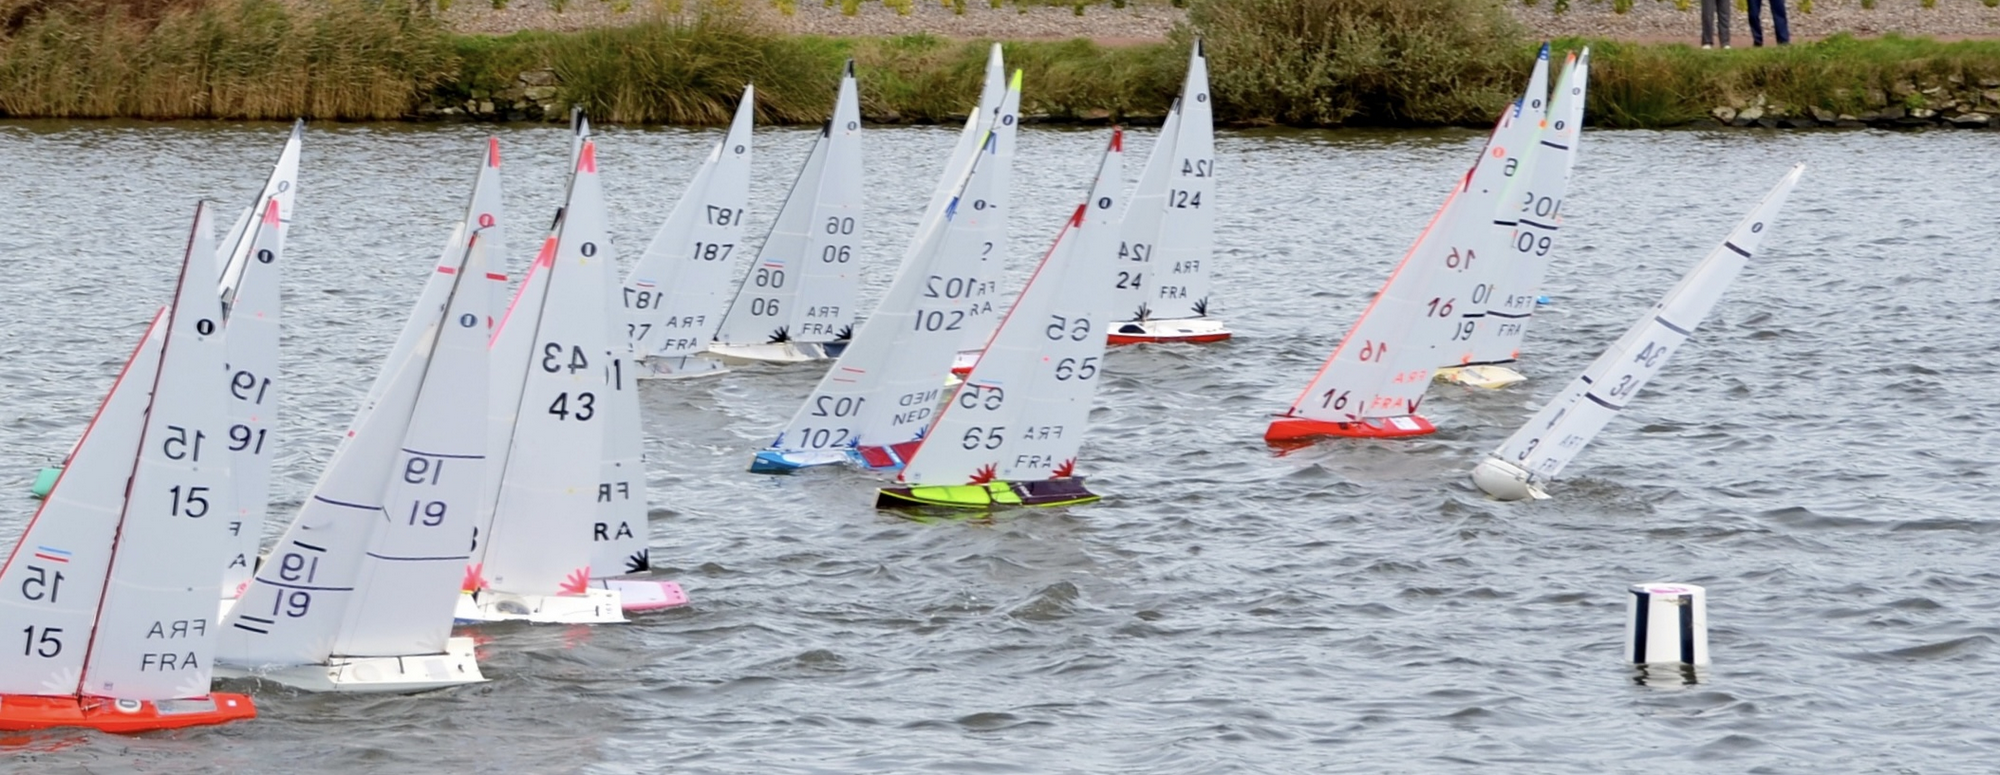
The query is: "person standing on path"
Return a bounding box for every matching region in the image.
[1699,0,1732,49]
[1748,0,1791,46]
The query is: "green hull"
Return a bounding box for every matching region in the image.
[875,478,1100,511]
[29,466,61,500]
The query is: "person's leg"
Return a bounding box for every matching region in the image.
[1772,0,1791,44]
[1748,0,1766,46]
[1718,0,1732,48]
[1700,0,1718,46]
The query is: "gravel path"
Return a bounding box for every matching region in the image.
[440,0,2000,40]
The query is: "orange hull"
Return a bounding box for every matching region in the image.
[1264,415,1436,443]
[0,693,255,733]
[1107,331,1232,345]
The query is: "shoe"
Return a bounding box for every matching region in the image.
[1702,44,1713,49]
[1723,44,1732,49]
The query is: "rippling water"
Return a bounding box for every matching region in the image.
[0,119,1995,772]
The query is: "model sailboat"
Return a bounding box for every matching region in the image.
[1264,56,1556,444]
[621,87,756,378]
[215,219,494,692]
[460,139,626,624]
[1108,41,1225,345]
[750,93,1013,475]
[878,130,1126,510]
[0,205,253,731]
[1473,164,1803,501]
[710,62,865,365]
[1438,49,1592,389]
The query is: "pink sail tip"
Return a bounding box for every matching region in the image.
[487,137,501,168]
[1110,127,1123,152]
[579,140,597,173]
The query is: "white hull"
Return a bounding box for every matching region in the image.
[1435,364,1528,389]
[592,577,690,613]
[1107,317,1231,344]
[636,354,730,380]
[214,637,486,693]
[1472,457,1549,501]
[705,341,835,365]
[454,588,626,624]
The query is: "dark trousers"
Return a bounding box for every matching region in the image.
[1699,0,1730,47]
[1748,0,1791,45]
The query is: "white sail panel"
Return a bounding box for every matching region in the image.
[1111,104,1178,323]
[336,232,492,657]
[1489,164,1802,484]
[713,109,833,348]
[1145,43,1217,322]
[902,132,1125,485]
[477,141,613,596]
[1472,50,1592,365]
[593,187,648,578]
[218,200,283,599]
[476,232,557,571]
[956,72,1022,352]
[0,311,166,696]
[917,44,1006,237]
[787,65,866,345]
[219,120,301,301]
[85,207,236,701]
[1443,45,1552,368]
[622,88,755,361]
[473,138,510,327]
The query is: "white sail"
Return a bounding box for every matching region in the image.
[218,200,284,599]
[1477,164,1803,499]
[756,130,1003,470]
[476,232,558,579]
[84,206,235,701]
[1269,83,1536,438]
[473,138,511,328]
[714,63,865,350]
[0,311,166,696]
[955,72,1022,353]
[900,131,1126,485]
[1442,45,1552,368]
[593,185,648,578]
[1111,102,1178,322]
[621,88,755,366]
[335,232,492,657]
[1137,42,1216,322]
[218,120,302,302]
[475,140,613,596]
[1470,49,1592,366]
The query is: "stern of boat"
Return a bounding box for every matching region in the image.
[454,587,626,624]
[1107,317,1232,345]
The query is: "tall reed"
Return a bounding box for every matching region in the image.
[0,0,456,119]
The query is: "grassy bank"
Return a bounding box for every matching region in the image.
[0,0,1997,127]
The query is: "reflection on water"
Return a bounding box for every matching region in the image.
[0,120,1995,771]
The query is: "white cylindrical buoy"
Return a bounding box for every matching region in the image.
[1624,582,1709,666]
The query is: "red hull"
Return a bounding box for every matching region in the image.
[1107,331,1233,345]
[0,693,255,733]
[1264,415,1437,443]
